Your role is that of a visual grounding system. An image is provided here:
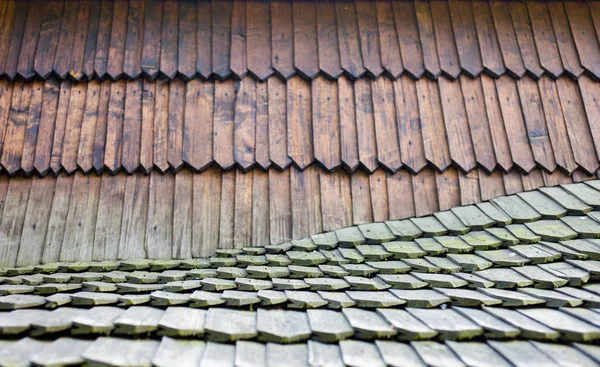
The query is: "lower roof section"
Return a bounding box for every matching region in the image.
[0,165,596,268]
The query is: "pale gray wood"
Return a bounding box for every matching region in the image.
[531,341,598,367]
[488,341,560,367]
[375,340,426,367]
[150,291,191,306]
[114,306,164,334]
[518,308,600,341]
[339,340,386,367]
[30,337,92,367]
[205,308,257,342]
[451,205,495,230]
[0,337,50,367]
[388,289,451,308]
[266,343,308,367]
[407,308,483,340]
[376,308,437,340]
[517,190,568,218]
[345,291,405,308]
[475,268,533,288]
[0,309,49,335]
[256,309,311,343]
[158,307,206,337]
[411,341,466,367]
[308,341,345,367]
[453,307,520,339]
[385,220,422,240]
[72,306,124,335]
[434,288,502,307]
[341,308,396,339]
[446,341,512,367]
[478,288,545,307]
[573,343,600,364]
[433,211,469,234]
[235,341,266,367]
[483,307,560,340]
[286,290,328,308]
[491,196,542,223]
[199,342,236,367]
[82,337,160,367]
[563,183,600,209]
[70,291,119,306]
[562,308,600,328]
[307,309,354,342]
[152,337,205,367]
[31,307,87,336]
[518,288,582,308]
[556,286,600,307]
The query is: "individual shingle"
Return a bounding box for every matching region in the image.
[484,227,520,246]
[341,308,397,339]
[573,343,600,364]
[189,290,225,307]
[286,251,328,266]
[266,343,308,367]
[311,232,339,250]
[31,307,87,336]
[235,341,266,367]
[358,223,396,243]
[563,183,600,209]
[488,341,561,367]
[375,340,428,367]
[0,284,34,295]
[200,278,237,291]
[246,266,290,279]
[519,308,600,341]
[433,236,473,253]
[344,276,390,291]
[407,308,483,340]
[376,308,437,340]
[561,308,600,329]
[415,238,447,255]
[72,306,124,335]
[119,259,151,271]
[492,196,542,223]
[446,254,493,271]
[539,186,592,215]
[453,307,521,339]
[454,272,495,288]
[337,248,365,264]
[476,202,512,226]
[236,255,268,266]
[433,211,470,234]
[209,257,237,267]
[512,266,568,288]
[318,265,350,278]
[34,283,82,294]
[58,262,91,273]
[307,309,354,342]
[179,258,211,269]
[204,308,257,342]
[411,341,466,367]
[452,205,495,230]
[116,283,164,293]
[291,238,318,251]
[382,241,427,259]
[483,307,560,340]
[531,341,598,367]
[403,258,441,273]
[335,227,367,246]
[163,280,203,292]
[385,220,423,240]
[377,274,428,289]
[286,290,328,308]
[257,290,288,306]
[561,216,600,238]
[561,239,600,260]
[70,292,119,306]
[0,309,49,335]
[518,288,582,307]
[524,220,578,241]
[304,278,349,291]
[475,268,534,288]
[459,231,502,250]
[288,265,324,278]
[272,278,309,290]
[187,269,219,279]
[149,260,181,271]
[117,294,151,306]
[199,342,235,367]
[70,272,104,283]
[265,242,293,254]
[424,256,462,273]
[216,249,243,258]
[339,340,386,367]
[82,337,159,367]
[346,291,405,308]
[113,306,164,335]
[435,287,502,307]
[0,294,47,309]
[506,224,541,243]
[308,341,345,367]
[539,262,591,286]
[216,267,247,279]
[30,337,92,367]
[410,217,448,236]
[388,289,451,308]
[412,273,467,288]
[319,250,349,265]
[242,247,267,255]
[42,273,72,283]
[517,190,568,219]
[474,249,530,267]
[0,338,50,367]
[509,244,562,264]
[34,263,61,274]
[556,287,600,307]
[235,278,273,291]
[150,291,191,306]
[221,290,261,307]
[568,260,600,276]
[152,337,205,367]
[158,307,206,337]
[446,341,512,367]
[19,274,45,285]
[356,245,393,261]
[318,291,356,308]
[6,267,35,276]
[339,263,378,276]
[125,271,159,284]
[478,288,545,307]
[539,241,588,260]
[256,309,311,343]
[366,261,411,274]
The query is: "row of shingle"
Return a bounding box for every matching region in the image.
[2,337,599,367]
[2,0,600,82]
[2,73,600,175]
[2,305,600,343]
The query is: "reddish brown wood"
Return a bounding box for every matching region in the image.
[268,77,290,169]
[140,79,155,172]
[141,0,162,79]
[312,76,341,171]
[375,0,403,79]
[0,1,16,75]
[212,0,233,79]
[458,170,482,205]
[104,80,126,173]
[234,78,257,170]
[93,0,115,78]
[35,0,64,79]
[503,170,524,195]
[316,2,342,79]
[412,168,439,217]
[371,78,401,172]
[61,82,87,174]
[20,82,43,174]
[393,77,426,173]
[106,0,128,79]
[32,79,58,175]
[50,81,72,174]
[543,169,573,186]
[354,78,378,172]
[472,1,506,77]
[351,170,373,224]
[177,0,197,80]
[270,1,294,79]
[183,79,214,171]
[430,1,461,79]
[153,80,169,172]
[516,77,557,172]
[435,167,460,211]
[448,0,484,78]
[565,2,600,79]
[387,169,415,219]
[4,1,28,79]
[547,2,583,78]
[294,1,319,79]
[230,0,247,79]
[196,0,212,78]
[167,79,185,171]
[489,1,526,78]
[123,0,145,79]
[338,75,359,171]
[92,81,111,173]
[247,1,273,81]
[521,169,545,191]
[122,79,143,174]
[17,0,45,79]
[52,0,79,79]
[392,1,425,78]
[438,77,477,172]
[508,2,544,78]
[81,0,102,79]
[0,81,13,171]
[255,81,270,170]
[414,0,441,79]
[369,169,389,222]
[287,76,314,169]
[415,79,451,171]
[213,79,236,169]
[477,169,504,202]
[527,2,564,77]
[77,80,101,173]
[269,168,291,244]
[355,0,384,78]
[160,0,178,79]
[481,75,513,171]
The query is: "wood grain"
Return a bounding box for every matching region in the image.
[312,76,341,170]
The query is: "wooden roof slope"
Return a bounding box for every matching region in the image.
[0,0,599,82]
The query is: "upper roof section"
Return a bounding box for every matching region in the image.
[1,0,600,82]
